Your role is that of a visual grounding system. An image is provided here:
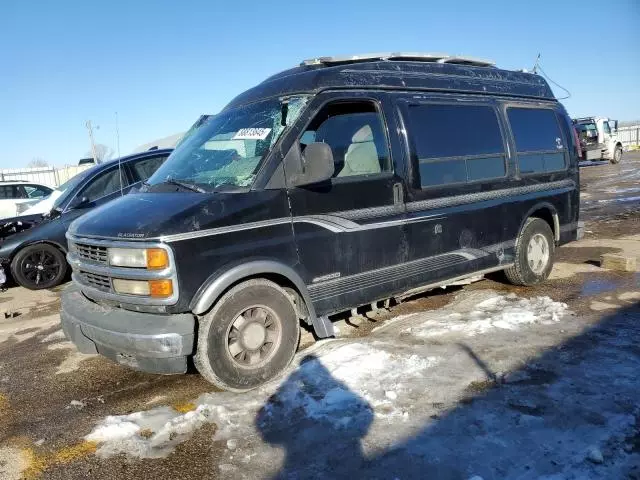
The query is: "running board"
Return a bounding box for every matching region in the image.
[310,264,511,338]
[396,264,512,301]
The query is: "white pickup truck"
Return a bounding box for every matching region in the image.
[573,117,623,164]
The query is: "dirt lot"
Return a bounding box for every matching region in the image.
[1,153,639,479]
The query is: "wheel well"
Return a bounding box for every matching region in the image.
[198,272,310,322]
[11,241,67,263]
[528,208,558,242]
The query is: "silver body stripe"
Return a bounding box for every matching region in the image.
[74,180,575,243]
[306,240,516,302]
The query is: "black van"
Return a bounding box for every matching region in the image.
[61,53,580,391]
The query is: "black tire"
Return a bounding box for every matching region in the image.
[504,218,555,286]
[10,243,68,290]
[611,145,622,164]
[194,279,300,391]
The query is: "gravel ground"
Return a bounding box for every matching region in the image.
[0,152,639,479]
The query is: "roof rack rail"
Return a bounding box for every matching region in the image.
[300,52,495,68]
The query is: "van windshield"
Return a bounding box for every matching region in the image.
[147,96,309,191]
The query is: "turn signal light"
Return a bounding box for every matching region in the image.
[149,279,173,298]
[146,248,169,270]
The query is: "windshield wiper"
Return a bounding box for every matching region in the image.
[164,178,207,193]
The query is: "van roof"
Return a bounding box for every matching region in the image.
[224,54,555,110]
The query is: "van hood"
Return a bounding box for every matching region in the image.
[68,191,289,241]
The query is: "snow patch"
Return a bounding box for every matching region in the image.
[40,329,66,343]
[85,405,214,458]
[0,447,29,480]
[48,342,94,374]
[405,294,568,338]
[86,342,441,458]
[66,400,86,410]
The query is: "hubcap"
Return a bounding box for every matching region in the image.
[22,250,60,286]
[527,233,550,275]
[226,306,282,368]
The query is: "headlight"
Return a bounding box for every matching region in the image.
[108,248,169,269]
[112,278,173,298]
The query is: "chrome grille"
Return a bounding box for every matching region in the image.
[75,243,108,264]
[79,270,111,291]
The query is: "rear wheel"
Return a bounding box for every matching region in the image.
[504,218,555,286]
[194,279,300,391]
[611,145,622,164]
[11,243,68,290]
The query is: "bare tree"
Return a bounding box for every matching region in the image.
[27,157,49,168]
[86,144,114,163]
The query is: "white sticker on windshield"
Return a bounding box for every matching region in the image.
[233,128,272,140]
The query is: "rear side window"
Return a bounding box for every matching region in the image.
[129,155,169,182]
[0,186,17,199]
[406,104,506,187]
[507,108,566,174]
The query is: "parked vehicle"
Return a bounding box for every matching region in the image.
[573,117,623,163]
[19,174,92,217]
[78,157,96,166]
[0,181,53,220]
[62,53,580,391]
[0,149,172,289]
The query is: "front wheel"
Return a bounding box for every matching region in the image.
[10,243,68,290]
[504,218,555,286]
[611,145,622,164]
[194,279,300,391]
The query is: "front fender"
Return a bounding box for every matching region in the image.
[0,217,69,264]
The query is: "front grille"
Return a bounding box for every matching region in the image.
[75,243,108,264]
[79,270,111,291]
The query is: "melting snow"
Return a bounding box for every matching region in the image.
[400,294,568,338]
[85,292,573,465]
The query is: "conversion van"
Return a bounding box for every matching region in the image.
[61,53,580,391]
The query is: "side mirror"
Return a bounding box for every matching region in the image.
[69,196,90,209]
[287,142,335,187]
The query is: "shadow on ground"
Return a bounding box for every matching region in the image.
[257,300,640,479]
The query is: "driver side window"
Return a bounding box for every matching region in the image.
[301,101,391,179]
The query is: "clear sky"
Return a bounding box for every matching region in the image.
[2,0,639,169]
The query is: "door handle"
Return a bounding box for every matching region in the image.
[393,183,404,205]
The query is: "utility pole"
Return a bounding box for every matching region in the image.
[85,120,99,164]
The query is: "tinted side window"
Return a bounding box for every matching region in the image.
[507,107,566,174]
[407,104,506,187]
[130,156,168,182]
[80,169,125,202]
[0,186,16,199]
[301,102,391,179]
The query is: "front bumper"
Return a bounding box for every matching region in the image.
[61,285,196,374]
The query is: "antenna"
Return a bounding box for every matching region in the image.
[116,112,123,196]
[532,53,541,74]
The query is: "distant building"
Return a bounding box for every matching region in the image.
[132,132,184,153]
